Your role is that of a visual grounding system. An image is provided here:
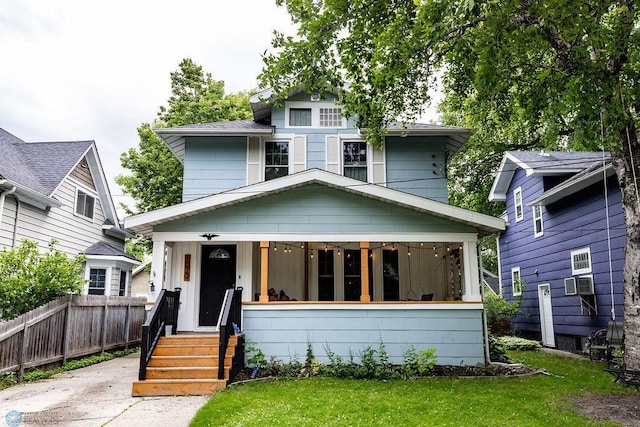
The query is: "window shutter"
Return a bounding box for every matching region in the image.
[371,144,386,185]
[247,136,261,184]
[293,136,307,173]
[326,135,340,174]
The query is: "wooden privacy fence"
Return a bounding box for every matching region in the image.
[0,294,146,377]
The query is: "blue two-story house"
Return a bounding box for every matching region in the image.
[489,151,625,352]
[125,89,505,366]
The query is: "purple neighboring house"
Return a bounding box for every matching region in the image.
[489,151,625,352]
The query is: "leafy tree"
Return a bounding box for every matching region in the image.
[0,239,86,320]
[117,58,253,214]
[261,0,640,368]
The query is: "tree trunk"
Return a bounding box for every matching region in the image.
[612,123,640,371]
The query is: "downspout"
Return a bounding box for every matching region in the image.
[0,180,17,232]
[478,242,491,365]
[11,196,20,247]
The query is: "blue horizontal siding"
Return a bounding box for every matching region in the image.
[385,137,448,201]
[156,184,475,234]
[243,306,485,365]
[182,136,247,200]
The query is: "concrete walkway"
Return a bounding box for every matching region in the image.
[0,353,210,427]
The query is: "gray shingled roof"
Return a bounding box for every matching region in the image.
[166,119,273,131]
[506,151,610,171]
[83,241,141,262]
[16,141,92,195]
[0,128,92,196]
[0,128,48,194]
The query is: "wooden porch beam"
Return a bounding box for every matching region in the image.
[360,242,370,302]
[260,241,270,302]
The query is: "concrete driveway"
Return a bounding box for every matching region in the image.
[0,353,210,427]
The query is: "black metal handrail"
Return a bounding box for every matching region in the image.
[138,288,181,380]
[218,286,244,380]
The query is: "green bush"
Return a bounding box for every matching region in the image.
[496,336,542,351]
[485,282,525,335]
[488,334,511,363]
[0,239,86,320]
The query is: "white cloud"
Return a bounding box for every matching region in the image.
[0,0,294,216]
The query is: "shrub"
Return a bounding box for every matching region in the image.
[497,336,542,351]
[485,282,525,335]
[0,239,86,320]
[488,334,511,363]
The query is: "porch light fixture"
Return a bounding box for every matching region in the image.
[200,233,219,240]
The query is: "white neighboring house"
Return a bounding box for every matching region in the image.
[0,128,140,296]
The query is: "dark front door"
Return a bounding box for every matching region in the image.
[199,245,236,326]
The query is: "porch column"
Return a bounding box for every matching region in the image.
[150,239,166,302]
[461,241,481,301]
[259,241,270,302]
[360,242,371,302]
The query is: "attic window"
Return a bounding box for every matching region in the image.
[75,189,95,219]
[319,107,343,127]
[289,108,312,126]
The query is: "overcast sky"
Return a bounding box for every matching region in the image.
[0,1,295,215]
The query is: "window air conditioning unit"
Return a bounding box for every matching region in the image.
[577,275,594,295]
[564,277,577,295]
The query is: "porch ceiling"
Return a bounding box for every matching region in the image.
[124,169,505,237]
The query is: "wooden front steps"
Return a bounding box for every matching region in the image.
[132,334,241,397]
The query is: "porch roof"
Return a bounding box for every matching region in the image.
[125,169,505,237]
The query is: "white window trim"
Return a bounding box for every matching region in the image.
[284,101,346,129]
[513,187,523,222]
[511,266,522,296]
[564,277,577,295]
[341,139,374,182]
[261,136,294,181]
[532,205,544,237]
[73,184,97,222]
[85,265,111,296]
[571,247,592,275]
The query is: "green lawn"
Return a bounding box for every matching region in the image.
[190,351,636,426]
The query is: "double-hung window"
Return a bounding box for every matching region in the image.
[88,268,107,295]
[513,187,523,222]
[533,205,544,237]
[343,141,367,182]
[511,267,522,296]
[76,189,95,219]
[265,141,289,181]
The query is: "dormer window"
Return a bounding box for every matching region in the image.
[289,108,312,127]
[285,102,345,128]
[319,107,343,127]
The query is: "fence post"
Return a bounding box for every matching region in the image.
[100,299,108,352]
[62,297,72,364]
[124,303,131,350]
[19,322,29,378]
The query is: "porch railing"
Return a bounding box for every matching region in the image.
[218,286,244,380]
[138,288,181,381]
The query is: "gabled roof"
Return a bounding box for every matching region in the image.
[125,168,505,237]
[0,128,122,232]
[489,151,611,202]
